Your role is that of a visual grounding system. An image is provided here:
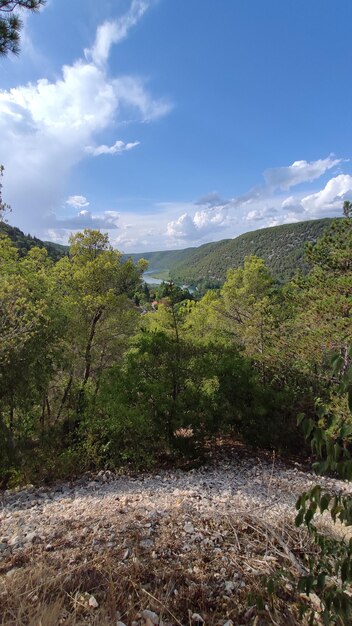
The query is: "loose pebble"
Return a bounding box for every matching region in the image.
[88,595,99,608]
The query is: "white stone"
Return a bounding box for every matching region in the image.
[142,609,159,624]
[191,614,204,623]
[184,522,194,534]
[88,595,99,608]
[224,580,235,593]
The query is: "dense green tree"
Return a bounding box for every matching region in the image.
[219,256,280,376]
[94,326,254,466]
[0,236,50,366]
[287,217,352,381]
[0,229,148,482]
[0,238,58,481]
[51,230,146,420]
[155,281,193,304]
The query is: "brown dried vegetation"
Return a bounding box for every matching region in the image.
[0,509,317,626]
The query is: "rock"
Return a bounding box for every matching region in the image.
[139,539,153,549]
[184,522,194,534]
[224,580,235,593]
[8,535,23,546]
[116,622,127,626]
[88,595,99,608]
[244,606,256,621]
[223,621,233,626]
[142,609,159,624]
[122,548,130,560]
[25,531,40,544]
[191,613,204,624]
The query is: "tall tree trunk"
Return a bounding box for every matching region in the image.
[92,346,107,409]
[45,395,51,424]
[77,307,104,417]
[82,307,104,387]
[40,395,45,443]
[9,389,14,433]
[56,371,73,422]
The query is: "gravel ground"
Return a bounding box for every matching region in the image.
[1,449,350,561]
[1,447,351,625]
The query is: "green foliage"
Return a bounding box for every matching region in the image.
[128,218,334,288]
[266,216,352,623]
[0,220,68,260]
[293,352,352,623]
[154,280,194,304]
[0,1,45,56]
[94,328,254,465]
[0,229,146,483]
[0,204,351,487]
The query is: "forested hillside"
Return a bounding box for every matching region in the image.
[2,218,333,286]
[170,218,333,285]
[0,221,68,261]
[128,218,334,287]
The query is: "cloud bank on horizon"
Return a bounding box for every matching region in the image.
[165,156,351,246]
[0,0,351,252]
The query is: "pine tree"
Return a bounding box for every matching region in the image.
[0,0,45,56]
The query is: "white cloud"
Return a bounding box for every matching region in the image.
[264,155,342,191]
[194,207,229,230]
[166,213,198,240]
[164,157,351,248]
[302,174,352,215]
[246,207,277,222]
[0,0,170,234]
[86,0,150,66]
[44,209,120,231]
[86,140,140,156]
[273,175,352,221]
[66,195,90,209]
[48,161,350,252]
[194,192,228,207]
[166,196,230,243]
[113,75,171,121]
[280,196,305,214]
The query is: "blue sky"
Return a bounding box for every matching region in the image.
[1,0,352,251]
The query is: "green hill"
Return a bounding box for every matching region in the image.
[1,217,335,286]
[128,218,335,287]
[0,222,68,261]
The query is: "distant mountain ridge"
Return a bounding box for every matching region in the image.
[127,218,335,286]
[1,218,335,286]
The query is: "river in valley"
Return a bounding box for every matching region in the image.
[143,270,195,293]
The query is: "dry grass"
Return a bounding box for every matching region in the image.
[0,510,318,626]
